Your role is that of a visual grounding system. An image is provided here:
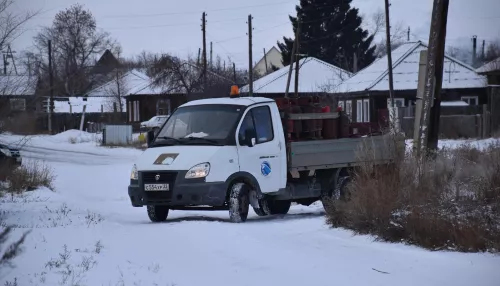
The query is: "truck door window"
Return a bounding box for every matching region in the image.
[252,106,274,143]
[238,112,255,144]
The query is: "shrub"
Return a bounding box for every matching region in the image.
[3,160,56,193]
[325,136,500,252]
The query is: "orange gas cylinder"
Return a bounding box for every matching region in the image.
[289,98,303,140]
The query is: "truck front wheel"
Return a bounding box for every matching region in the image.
[147,205,169,222]
[228,182,250,223]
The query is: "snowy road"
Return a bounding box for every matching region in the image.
[2,131,500,286]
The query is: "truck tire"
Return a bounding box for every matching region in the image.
[335,176,352,201]
[267,200,291,215]
[228,182,250,223]
[253,199,269,217]
[321,176,351,210]
[147,205,169,222]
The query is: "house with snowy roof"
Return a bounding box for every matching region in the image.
[51,69,188,131]
[335,41,487,126]
[476,57,500,85]
[241,57,352,97]
[0,75,38,116]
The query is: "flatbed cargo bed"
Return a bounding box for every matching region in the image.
[288,134,403,171]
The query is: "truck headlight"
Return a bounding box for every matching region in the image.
[130,164,138,180]
[0,148,11,156]
[185,163,210,179]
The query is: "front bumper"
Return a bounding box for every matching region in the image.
[128,170,228,207]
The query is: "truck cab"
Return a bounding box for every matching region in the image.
[128,90,401,223]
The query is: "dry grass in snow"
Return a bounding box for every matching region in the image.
[325,137,500,252]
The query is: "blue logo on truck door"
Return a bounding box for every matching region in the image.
[261,161,271,176]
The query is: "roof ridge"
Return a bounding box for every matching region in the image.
[365,41,422,90]
[253,57,350,92]
[254,61,302,92]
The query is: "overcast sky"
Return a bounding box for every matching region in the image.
[11,0,500,69]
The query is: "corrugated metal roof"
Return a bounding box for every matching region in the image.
[241,57,352,94]
[476,57,500,74]
[86,69,166,97]
[0,75,37,96]
[337,41,486,93]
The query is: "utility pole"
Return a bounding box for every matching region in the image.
[263,48,268,74]
[210,41,213,69]
[247,14,253,96]
[414,0,450,157]
[233,62,237,82]
[384,0,395,110]
[407,26,411,42]
[285,16,301,98]
[197,48,201,66]
[472,35,477,67]
[294,19,302,98]
[202,12,207,92]
[48,39,54,134]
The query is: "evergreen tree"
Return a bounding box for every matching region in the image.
[277,0,376,72]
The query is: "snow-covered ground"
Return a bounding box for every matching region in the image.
[1,131,500,286]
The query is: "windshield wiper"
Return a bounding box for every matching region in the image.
[155,136,183,145]
[183,137,222,145]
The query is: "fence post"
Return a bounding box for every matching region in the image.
[482,104,489,138]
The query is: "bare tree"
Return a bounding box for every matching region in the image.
[0,0,40,51]
[364,8,407,57]
[484,39,500,63]
[103,68,127,113]
[33,4,117,97]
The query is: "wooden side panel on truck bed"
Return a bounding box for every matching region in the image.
[288,135,404,170]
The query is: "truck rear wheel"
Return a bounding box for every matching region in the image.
[147,205,169,222]
[228,182,250,223]
[253,199,269,216]
[321,176,351,210]
[267,200,291,215]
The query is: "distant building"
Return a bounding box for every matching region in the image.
[476,57,500,85]
[335,41,487,133]
[253,46,284,77]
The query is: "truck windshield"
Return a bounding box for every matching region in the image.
[155,104,243,145]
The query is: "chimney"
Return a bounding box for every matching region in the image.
[472,35,477,66]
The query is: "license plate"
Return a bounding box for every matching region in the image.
[144,183,169,191]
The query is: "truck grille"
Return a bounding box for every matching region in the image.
[141,171,177,184]
[140,171,178,204]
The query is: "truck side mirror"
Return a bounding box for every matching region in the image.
[243,128,257,147]
[146,129,155,147]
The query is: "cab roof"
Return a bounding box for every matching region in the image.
[180,97,275,108]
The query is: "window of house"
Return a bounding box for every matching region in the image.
[10,98,26,111]
[363,99,370,122]
[128,101,132,122]
[338,100,345,111]
[387,98,405,107]
[461,96,478,105]
[133,101,140,122]
[356,100,363,122]
[345,100,352,121]
[157,99,171,115]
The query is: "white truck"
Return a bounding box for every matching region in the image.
[128,89,402,223]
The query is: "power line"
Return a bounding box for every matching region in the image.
[69,1,297,19]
